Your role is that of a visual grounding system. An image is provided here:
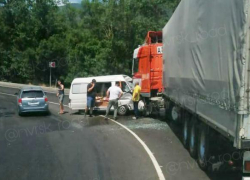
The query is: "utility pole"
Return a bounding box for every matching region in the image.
[49,62,56,87]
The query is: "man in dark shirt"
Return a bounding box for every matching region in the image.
[85,79,96,117]
[56,80,64,114]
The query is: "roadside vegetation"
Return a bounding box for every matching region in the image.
[0,0,179,87]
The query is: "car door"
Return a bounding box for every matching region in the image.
[69,83,88,110]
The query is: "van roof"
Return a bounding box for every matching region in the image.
[72,75,132,84]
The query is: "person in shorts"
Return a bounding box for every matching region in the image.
[104,82,123,120]
[132,82,141,119]
[57,80,64,114]
[85,79,96,117]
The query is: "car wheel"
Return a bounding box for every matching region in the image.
[18,111,23,116]
[17,108,23,116]
[118,105,128,116]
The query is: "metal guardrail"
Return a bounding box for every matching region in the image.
[0,81,70,95]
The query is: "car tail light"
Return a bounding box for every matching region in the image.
[245,161,250,171]
[44,97,48,102]
[18,98,22,104]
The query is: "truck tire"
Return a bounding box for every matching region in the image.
[170,105,181,123]
[182,112,190,148]
[165,100,173,121]
[118,105,128,116]
[197,124,210,171]
[189,117,198,158]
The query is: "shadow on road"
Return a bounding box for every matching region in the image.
[159,115,242,180]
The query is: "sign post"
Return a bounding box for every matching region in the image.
[49,62,56,87]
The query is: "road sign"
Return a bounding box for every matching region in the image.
[49,62,56,68]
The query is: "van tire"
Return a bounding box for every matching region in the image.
[118,105,128,116]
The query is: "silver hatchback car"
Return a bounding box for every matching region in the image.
[16,86,49,116]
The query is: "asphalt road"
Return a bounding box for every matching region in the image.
[0,85,241,180]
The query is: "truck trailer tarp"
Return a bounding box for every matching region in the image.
[163,0,250,148]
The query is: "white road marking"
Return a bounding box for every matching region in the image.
[0,84,69,95]
[100,115,166,180]
[48,101,69,107]
[0,92,16,97]
[0,89,165,179]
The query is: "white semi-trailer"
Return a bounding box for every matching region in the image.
[163,0,250,178]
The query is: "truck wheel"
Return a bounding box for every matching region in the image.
[197,124,210,171]
[189,117,198,158]
[171,106,181,123]
[182,113,190,148]
[165,101,173,121]
[118,105,128,116]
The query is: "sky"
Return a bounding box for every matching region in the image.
[69,0,81,3]
[57,0,81,6]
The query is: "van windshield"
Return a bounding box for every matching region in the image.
[126,81,134,90]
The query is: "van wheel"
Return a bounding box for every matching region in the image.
[197,124,210,171]
[189,117,198,158]
[182,113,190,148]
[118,106,127,116]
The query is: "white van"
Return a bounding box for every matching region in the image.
[69,75,134,115]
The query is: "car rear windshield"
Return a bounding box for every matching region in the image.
[21,91,44,98]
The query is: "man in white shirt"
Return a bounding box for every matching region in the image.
[105,82,123,120]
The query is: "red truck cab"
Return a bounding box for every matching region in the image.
[132,31,163,98]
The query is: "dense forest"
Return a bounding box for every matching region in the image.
[0,0,180,87]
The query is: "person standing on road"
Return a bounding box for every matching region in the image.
[57,80,65,114]
[132,82,141,120]
[104,82,123,120]
[85,79,96,117]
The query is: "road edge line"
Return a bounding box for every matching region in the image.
[0,84,69,95]
[0,92,69,107]
[99,115,166,180]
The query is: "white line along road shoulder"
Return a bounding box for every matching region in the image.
[100,115,166,180]
[0,92,16,97]
[0,92,69,107]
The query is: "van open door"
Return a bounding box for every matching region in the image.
[69,83,88,110]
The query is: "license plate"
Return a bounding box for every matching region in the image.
[28,102,39,106]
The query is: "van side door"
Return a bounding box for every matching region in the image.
[69,83,88,110]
